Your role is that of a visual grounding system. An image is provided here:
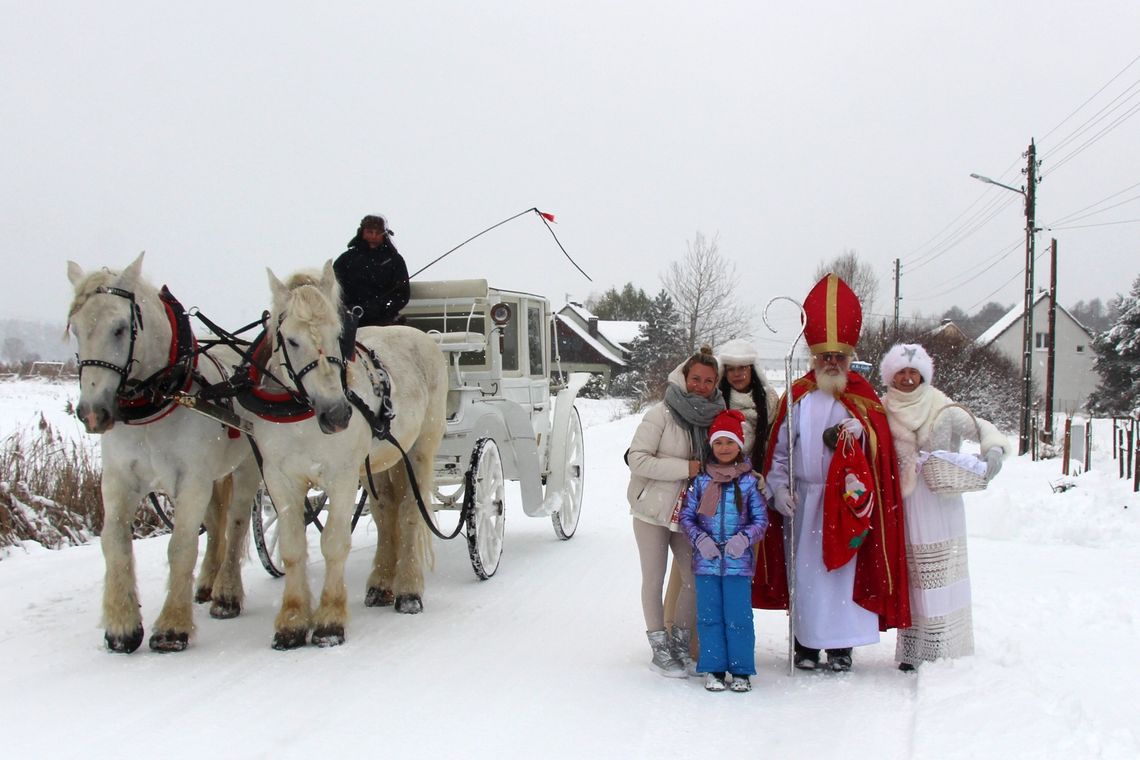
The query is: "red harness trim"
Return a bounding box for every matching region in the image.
[121,296,198,426]
[244,338,316,423]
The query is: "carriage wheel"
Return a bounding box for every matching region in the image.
[143,492,206,536]
[464,437,506,580]
[252,487,370,578]
[551,406,585,540]
[251,487,285,578]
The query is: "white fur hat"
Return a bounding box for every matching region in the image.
[879,343,934,387]
[715,338,759,369]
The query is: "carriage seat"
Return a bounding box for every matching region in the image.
[427,331,486,353]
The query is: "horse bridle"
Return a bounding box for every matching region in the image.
[76,285,143,396]
[272,311,347,406]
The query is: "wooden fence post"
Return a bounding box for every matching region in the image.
[1062,416,1072,476]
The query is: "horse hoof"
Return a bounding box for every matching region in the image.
[365,587,395,607]
[105,626,144,654]
[149,630,189,653]
[272,629,309,650]
[394,594,423,614]
[312,625,346,647]
[210,596,242,620]
[194,587,213,604]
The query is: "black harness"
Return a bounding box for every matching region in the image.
[77,285,200,425]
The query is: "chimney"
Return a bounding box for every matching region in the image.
[588,317,599,337]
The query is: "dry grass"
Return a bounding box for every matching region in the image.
[0,417,167,554]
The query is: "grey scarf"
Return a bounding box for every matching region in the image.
[664,383,725,460]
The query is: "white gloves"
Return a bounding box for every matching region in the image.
[984,448,1004,481]
[840,417,864,439]
[773,486,797,517]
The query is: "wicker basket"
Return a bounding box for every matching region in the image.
[920,404,988,495]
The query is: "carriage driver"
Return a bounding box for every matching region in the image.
[333,214,411,328]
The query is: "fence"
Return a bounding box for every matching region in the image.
[1111,417,1139,492]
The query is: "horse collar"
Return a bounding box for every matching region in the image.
[115,287,199,425]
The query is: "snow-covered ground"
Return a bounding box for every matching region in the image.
[1,378,1138,759]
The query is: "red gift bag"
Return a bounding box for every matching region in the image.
[822,429,875,571]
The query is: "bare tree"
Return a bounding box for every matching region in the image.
[662,232,754,352]
[813,249,879,318]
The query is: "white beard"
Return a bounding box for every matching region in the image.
[815,369,848,395]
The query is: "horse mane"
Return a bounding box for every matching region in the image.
[272,270,343,332]
[66,266,156,333]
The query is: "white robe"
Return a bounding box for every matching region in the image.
[767,389,880,650]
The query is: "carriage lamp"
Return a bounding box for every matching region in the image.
[490,302,512,325]
[490,303,512,353]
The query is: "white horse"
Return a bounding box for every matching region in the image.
[67,253,261,653]
[248,261,447,649]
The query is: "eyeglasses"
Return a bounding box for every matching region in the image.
[817,352,848,364]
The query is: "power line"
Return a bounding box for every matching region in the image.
[1051,218,1140,230]
[1040,74,1140,160]
[1039,53,1140,142]
[1046,99,1140,174]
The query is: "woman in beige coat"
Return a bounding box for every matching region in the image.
[627,346,723,677]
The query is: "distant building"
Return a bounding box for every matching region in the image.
[552,303,643,381]
[926,319,971,344]
[976,292,1096,413]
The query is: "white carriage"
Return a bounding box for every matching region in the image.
[250,278,589,579]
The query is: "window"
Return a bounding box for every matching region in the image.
[1035,331,1049,350]
[1076,344,1085,353]
[527,305,544,377]
[500,306,519,371]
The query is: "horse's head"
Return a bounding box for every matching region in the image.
[267,260,353,434]
[66,252,168,434]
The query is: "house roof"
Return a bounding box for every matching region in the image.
[557,302,645,353]
[976,291,1093,346]
[554,313,627,366]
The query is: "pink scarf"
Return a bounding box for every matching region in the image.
[697,461,753,517]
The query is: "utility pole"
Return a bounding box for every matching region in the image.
[893,258,901,339]
[1043,238,1058,445]
[1018,140,1039,457]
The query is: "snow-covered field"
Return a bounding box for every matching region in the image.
[2,378,1138,759]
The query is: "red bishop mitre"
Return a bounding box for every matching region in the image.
[803,273,862,355]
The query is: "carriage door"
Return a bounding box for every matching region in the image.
[524,299,551,454]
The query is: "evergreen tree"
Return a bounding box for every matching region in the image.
[586,283,653,320]
[625,290,688,402]
[1088,274,1140,416]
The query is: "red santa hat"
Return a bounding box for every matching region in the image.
[803,273,862,355]
[708,409,746,450]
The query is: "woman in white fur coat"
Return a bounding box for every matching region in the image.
[880,343,1007,671]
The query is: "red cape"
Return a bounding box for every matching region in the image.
[752,370,911,632]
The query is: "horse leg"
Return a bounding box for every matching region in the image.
[195,476,230,604]
[393,448,435,615]
[150,481,213,652]
[269,475,313,650]
[364,470,398,608]
[312,479,355,647]
[210,460,258,619]
[100,478,144,653]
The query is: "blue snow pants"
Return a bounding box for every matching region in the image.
[695,574,756,676]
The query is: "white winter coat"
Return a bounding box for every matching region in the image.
[883,384,1008,497]
[626,366,698,528]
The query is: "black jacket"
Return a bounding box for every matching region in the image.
[333,238,410,327]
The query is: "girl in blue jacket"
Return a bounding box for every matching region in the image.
[680,409,769,692]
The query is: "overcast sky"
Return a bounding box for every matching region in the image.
[3,2,1138,358]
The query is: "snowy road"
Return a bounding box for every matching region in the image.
[2,387,1138,759]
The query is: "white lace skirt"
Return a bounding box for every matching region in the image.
[896,477,975,665]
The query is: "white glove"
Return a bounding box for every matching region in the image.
[773,486,797,517]
[840,417,864,440]
[984,448,1004,481]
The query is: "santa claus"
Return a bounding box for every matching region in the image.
[753,273,910,671]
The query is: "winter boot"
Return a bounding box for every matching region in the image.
[646,630,686,678]
[729,674,752,692]
[794,639,821,670]
[704,672,728,692]
[826,647,853,672]
[669,626,695,676]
